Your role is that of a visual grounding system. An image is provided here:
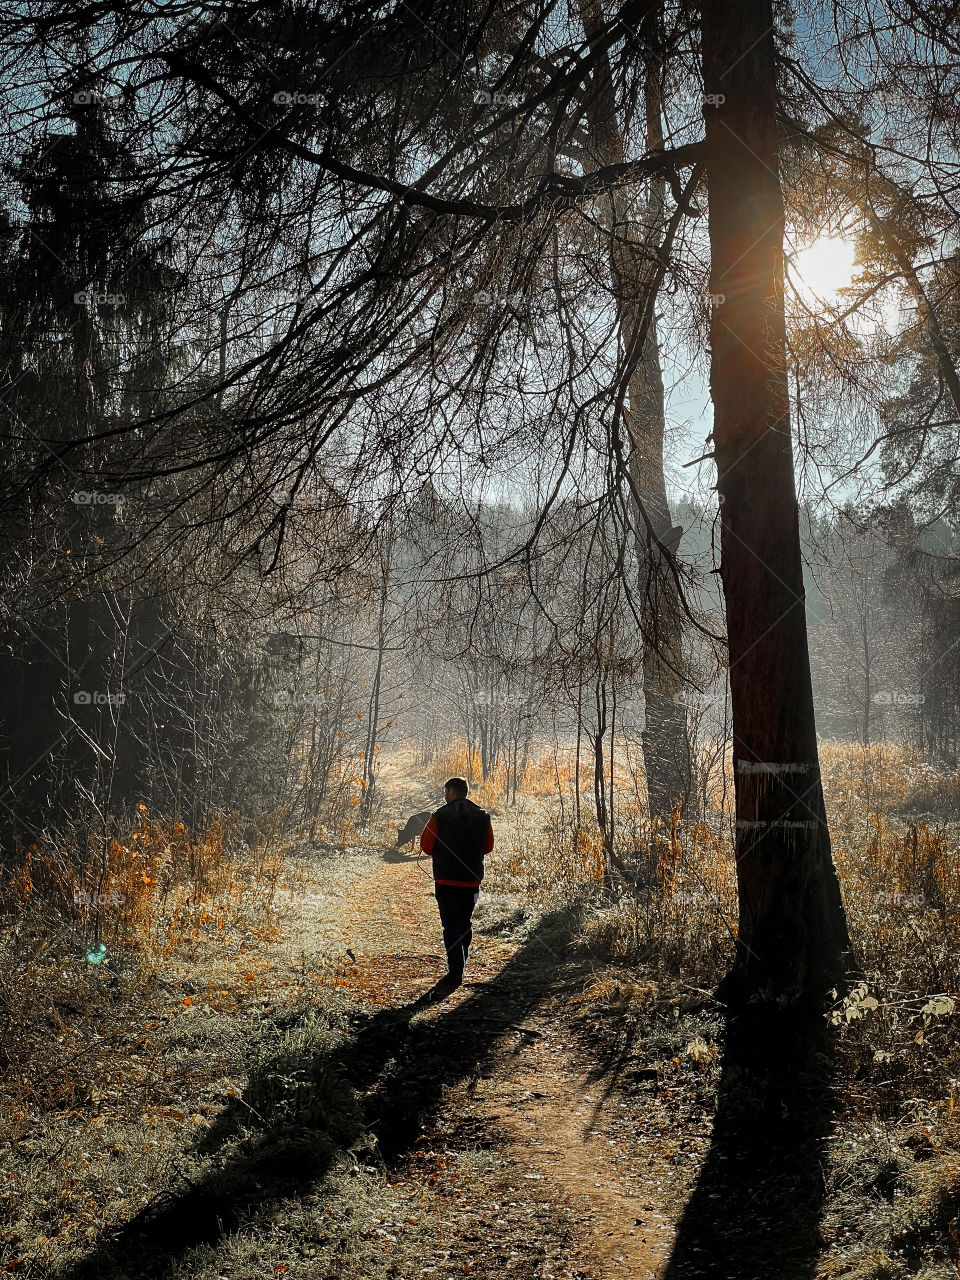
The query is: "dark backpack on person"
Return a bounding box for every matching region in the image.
[431,798,490,883]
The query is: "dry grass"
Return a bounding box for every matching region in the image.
[6,738,960,1278]
[821,740,960,818]
[0,810,352,1274]
[426,738,960,1137]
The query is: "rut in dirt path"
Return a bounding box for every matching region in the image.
[321,845,837,1280]
[60,846,683,1280]
[55,852,598,1279]
[331,849,677,1280]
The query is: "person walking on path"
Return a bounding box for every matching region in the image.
[419,777,494,988]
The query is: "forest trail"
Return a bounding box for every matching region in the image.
[292,839,677,1280]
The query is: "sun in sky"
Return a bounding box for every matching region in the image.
[789,234,860,308]
[788,231,865,308]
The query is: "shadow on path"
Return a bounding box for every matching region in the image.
[381,845,420,864]
[56,905,583,1280]
[660,1001,836,1280]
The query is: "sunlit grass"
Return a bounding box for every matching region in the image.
[5,738,960,1275]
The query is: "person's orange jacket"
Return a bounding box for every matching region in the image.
[420,806,494,888]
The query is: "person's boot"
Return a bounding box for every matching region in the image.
[446,955,464,986]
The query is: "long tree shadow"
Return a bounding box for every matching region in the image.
[660,999,836,1280]
[56,904,583,1280]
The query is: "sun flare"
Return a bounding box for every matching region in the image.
[791,235,859,307]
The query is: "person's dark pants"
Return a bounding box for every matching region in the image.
[434,885,480,980]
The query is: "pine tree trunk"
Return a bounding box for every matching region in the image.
[633,315,692,828]
[701,0,854,1002]
[579,0,691,830]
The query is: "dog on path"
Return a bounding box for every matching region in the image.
[396,810,433,849]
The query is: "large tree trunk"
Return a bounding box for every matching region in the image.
[633,313,693,828]
[579,0,692,831]
[701,0,854,1003]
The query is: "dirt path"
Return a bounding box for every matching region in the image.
[294,843,675,1279]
